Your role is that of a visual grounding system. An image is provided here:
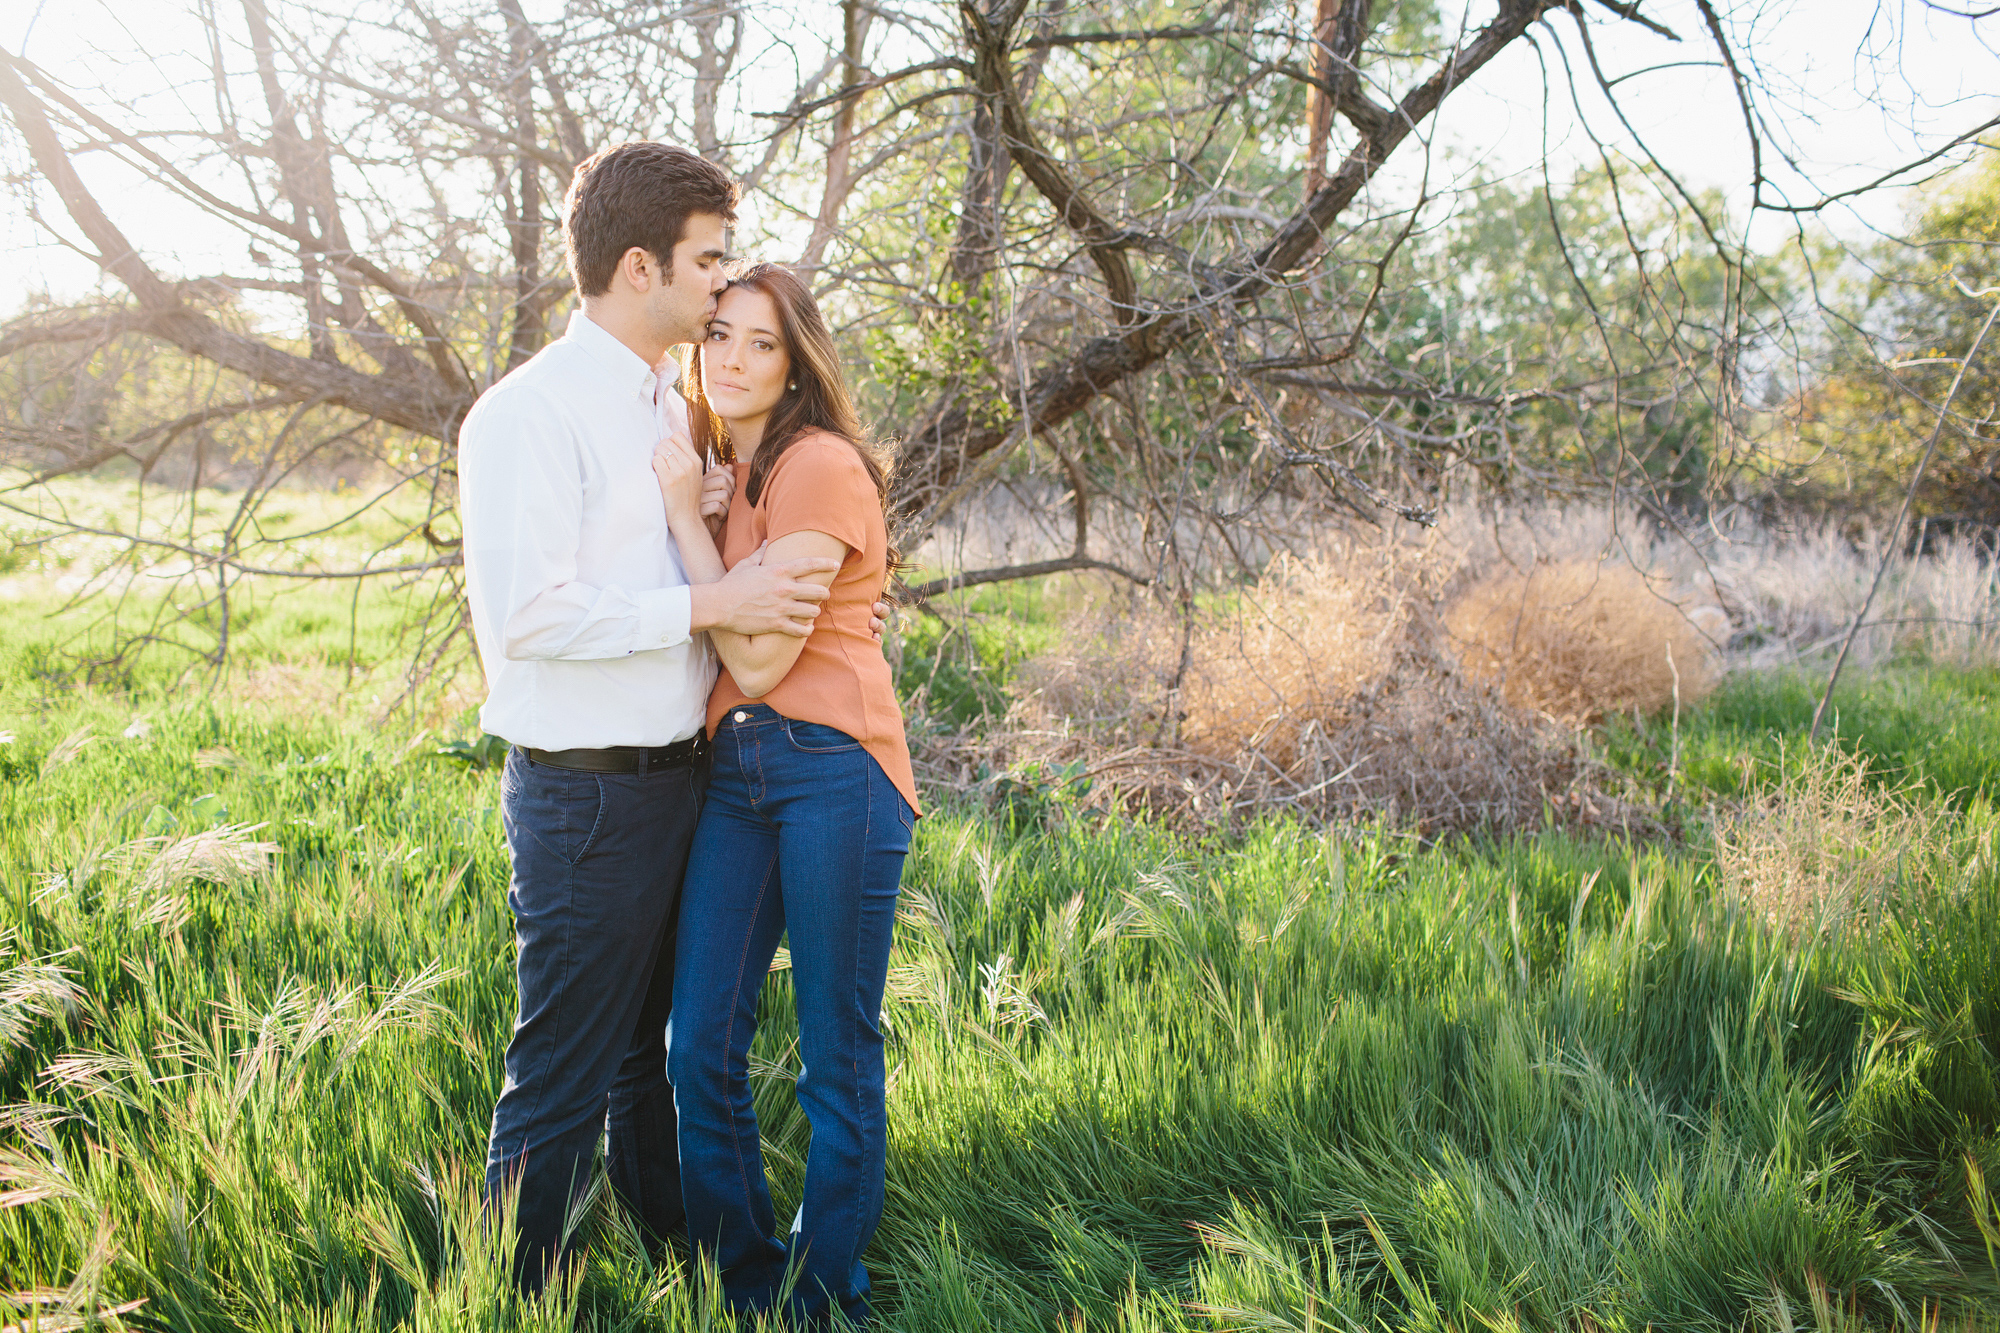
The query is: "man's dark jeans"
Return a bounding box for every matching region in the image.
[670,704,913,1328]
[486,744,705,1291]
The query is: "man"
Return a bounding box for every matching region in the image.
[458,140,884,1291]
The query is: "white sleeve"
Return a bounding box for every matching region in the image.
[460,390,692,662]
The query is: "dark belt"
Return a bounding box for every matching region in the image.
[524,733,708,774]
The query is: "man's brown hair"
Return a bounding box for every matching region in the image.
[563,141,738,297]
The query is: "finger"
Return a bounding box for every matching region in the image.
[786,582,832,604]
[657,432,700,469]
[652,445,694,480]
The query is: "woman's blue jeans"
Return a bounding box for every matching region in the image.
[670,704,913,1328]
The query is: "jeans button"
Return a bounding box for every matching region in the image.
[733,711,748,723]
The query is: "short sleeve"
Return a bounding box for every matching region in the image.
[760,435,876,555]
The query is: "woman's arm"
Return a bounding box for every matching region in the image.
[655,431,838,636]
[655,429,725,582]
[712,528,847,697]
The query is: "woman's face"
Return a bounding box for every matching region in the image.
[701,285,791,427]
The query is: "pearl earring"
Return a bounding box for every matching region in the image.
[789,381,798,391]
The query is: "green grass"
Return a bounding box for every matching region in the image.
[4,486,2000,1328]
[1607,662,2000,805]
[2,673,1999,1330]
[1,468,466,717]
[893,580,1071,728]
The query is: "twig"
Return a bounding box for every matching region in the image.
[900,554,1151,604]
[1665,640,1681,799]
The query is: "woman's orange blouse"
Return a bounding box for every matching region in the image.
[704,431,920,817]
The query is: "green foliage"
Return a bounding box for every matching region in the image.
[863,276,1019,437]
[893,582,1065,727]
[1,667,1998,1328]
[1381,167,1777,503]
[434,734,511,770]
[1787,152,2000,528]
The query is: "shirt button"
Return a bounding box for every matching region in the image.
[733,711,748,723]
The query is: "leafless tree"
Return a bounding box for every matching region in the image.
[0,0,1991,684]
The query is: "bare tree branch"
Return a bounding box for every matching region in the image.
[0,48,467,437]
[893,0,1563,539]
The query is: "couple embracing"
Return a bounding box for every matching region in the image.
[458,140,917,1328]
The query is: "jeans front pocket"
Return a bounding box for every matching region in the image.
[782,718,862,753]
[507,755,607,866]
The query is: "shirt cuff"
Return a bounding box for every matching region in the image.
[636,585,692,650]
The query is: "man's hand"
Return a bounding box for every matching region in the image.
[699,464,734,526]
[691,541,839,638]
[868,599,892,642]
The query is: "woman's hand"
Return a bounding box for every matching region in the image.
[700,464,734,536]
[651,427,706,530]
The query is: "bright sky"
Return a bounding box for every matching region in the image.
[1,0,1993,313]
[1432,0,1998,252]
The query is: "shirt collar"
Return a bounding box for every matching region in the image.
[564,309,660,403]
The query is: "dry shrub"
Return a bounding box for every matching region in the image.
[1177,551,1403,771]
[983,541,1606,836]
[1714,744,1942,932]
[1916,535,2000,669]
[1445,560,1715,723]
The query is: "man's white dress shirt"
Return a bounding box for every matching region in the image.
[459,311,714,750]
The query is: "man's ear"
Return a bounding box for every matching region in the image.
[617,246,658,293]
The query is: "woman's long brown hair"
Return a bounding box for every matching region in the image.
[681,264,895,555]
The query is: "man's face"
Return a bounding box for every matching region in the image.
[649,211,730,347]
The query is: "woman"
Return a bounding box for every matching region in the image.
[648,262,917,1329]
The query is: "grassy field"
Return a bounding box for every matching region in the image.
[5,486,2000,1329]
[0,662,1998,1329]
